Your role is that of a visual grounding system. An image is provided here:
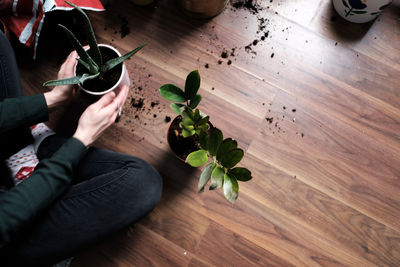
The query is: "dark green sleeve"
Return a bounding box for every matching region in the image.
[0,94,48,134]
[0,137,87,248]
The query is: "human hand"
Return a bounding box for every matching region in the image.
[44,50,78,108]
[73,85,129,146]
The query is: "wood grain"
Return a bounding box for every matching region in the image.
[14,0,400,265]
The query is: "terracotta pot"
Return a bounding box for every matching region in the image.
[332,0,392,23]
[177,0,229,19]
[74,44,130,96]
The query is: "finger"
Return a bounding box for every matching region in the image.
[65,51,78,69]
[59,51,78,76]
[114,85,129,108]
[95,91,116,109]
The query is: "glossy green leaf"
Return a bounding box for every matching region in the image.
[216,138,237,162]
[184,70,200,100]
[197,123,209,133]
[198,115,209,125]
[170,103,183,115]
[223,173,239,203]
[210,166,224,190]
[182,128,195,138]
[228,167,252,181]
[194,109,201,122]
[182,107,194,121]
[199,131,209,151]
[159,84,186,102]
[186,149,208,167]
[219,148,244,169]
[208,128,223,156]
[189,94,202,109]
[102,44,146,72]
[182,116,194,126]
[198,162,215,193]
[180,122,194,131]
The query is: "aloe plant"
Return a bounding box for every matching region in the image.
[159,70,209,138]
[186,128,252,203]
[43,1,145,87]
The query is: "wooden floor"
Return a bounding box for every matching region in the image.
[17,0,400,266]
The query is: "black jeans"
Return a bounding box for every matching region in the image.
[0,31,163,266]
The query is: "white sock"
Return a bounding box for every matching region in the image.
[31,123,55,154]
[6,123,55,185]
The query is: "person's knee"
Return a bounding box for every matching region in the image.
[126,158,163,211]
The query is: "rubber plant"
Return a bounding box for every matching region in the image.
[159,70,252,203]
[43,1,145,87]
[186,127,252,203]
[159,70,209,138]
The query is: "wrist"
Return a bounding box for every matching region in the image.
[73,130,92,147]
[44,91,61,109]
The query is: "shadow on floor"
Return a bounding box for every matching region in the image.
[327,4,373,42]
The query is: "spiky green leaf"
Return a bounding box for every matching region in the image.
[186,149,208,167]
[198,162,215,193]
[159,84,186,103]
[210,166,224,190]
[65,1,102,66]
[43,76,82,87]
[43,72,99,87]
[184,70,200,101]
[216,138,237,162]
[102,44,146,72]
[219,148,244,169]
[77,58,91,72]
[228,167,252,181]
[223,173,239,203]
[58,24,98,74]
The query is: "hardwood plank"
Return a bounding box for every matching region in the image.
[137,187,211,252]
[240,153,400,266]
[73,225,195,266]
[247,88,400,231]
[11,0,400,265]
[160,175,369,266]
[194,222,294,267]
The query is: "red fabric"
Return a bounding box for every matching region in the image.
[15,166,35,180]
[0,0,104,57]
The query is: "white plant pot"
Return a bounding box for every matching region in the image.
[74,44,130,96]
[332,0,392,23]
